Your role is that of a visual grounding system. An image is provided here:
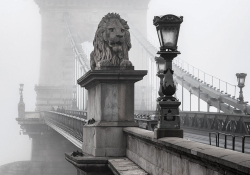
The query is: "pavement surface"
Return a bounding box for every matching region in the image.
[183,128,250,154]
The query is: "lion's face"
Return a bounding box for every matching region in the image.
[105,18,126,52]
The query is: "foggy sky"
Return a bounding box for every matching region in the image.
[1,0,250,165]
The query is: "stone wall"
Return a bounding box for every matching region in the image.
[124,127,250,175]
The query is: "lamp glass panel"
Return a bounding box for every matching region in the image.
[158,61,165,73]
[239,78,245,85]
[162,27,178,48]
[157,30,163,47]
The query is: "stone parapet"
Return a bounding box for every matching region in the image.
[124,127,250,175]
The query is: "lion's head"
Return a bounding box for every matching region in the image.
[90,13,132,70]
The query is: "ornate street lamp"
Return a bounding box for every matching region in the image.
[236,73,247,104]
[153,14,183,139]
[19,84,24,98]
[154,14,183,51]
[18,84,25,118]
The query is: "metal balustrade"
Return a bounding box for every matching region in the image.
[180,111,250,134]
[209,132,250,153]
[134,111,250,135]
[43,111,87,142]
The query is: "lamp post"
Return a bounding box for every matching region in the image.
[236,73,247,104]
[18,84,25,118]
[19,84,24,99]
[153,14,183,139]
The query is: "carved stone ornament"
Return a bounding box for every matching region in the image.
[153,14,183,26]
[90,13,133,70]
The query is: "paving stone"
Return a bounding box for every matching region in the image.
[108,158,148,175]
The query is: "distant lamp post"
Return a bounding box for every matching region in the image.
[19,84,24,98]
[236,73,247,104]
[153,14,183,139]
[72,85,77,110]
[18,84,25,118]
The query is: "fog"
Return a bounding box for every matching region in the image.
[1,0,250,165]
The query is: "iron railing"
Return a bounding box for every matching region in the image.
[209,132,250,153]
[180,111,250,135]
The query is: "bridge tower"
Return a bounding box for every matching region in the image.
[34,0,151,111]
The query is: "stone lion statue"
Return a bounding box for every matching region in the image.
[90,13,132,70]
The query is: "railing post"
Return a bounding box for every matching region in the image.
[242,136,245,153]
[234,85,236,97]
[242,136,250,153]
[190,91,192,111]
[209,132,218,146]
[182,79,184,111]
[232,136,235,150]
[198,86,200,112]
[218,132,220,147]
[224,134,227,149]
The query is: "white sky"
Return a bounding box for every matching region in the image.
[0,0,250,165]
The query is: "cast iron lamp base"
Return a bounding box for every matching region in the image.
[154,100,183,139]
[154,128,183,139]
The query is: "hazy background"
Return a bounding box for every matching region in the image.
[1,0,250,165]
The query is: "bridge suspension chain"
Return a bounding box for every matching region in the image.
[64,13,90,111]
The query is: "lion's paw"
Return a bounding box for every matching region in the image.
[120,60,133,66]
[97,60,113,67]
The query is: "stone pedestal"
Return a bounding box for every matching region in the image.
[78,67,147,157]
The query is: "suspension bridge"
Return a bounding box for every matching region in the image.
[1,0,250,175]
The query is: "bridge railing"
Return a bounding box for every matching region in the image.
[209,132,250,153]
[64,110,87,119]
[134,110,250,135]
[180,111,250,135]
[43,111,87,141]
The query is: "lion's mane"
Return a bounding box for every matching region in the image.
[90,13,132,70]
